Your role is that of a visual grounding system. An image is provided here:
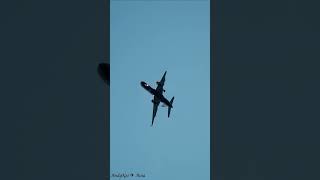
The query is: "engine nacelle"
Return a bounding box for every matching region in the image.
[151,100,154,103]
[163,89,166,92]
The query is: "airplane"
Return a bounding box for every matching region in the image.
[140,71,175,126]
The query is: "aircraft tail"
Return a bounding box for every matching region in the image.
[168,96,174,118]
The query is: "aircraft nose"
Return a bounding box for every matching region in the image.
[140,81,147,87]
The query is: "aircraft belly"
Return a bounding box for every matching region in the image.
[141,71,172,126]
[153,95,160,103]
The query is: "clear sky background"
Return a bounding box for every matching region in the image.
[110,1,210,179]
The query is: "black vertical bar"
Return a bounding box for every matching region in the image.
[97,0,110,179]
[104,0,110,179]
[211,0,223,179]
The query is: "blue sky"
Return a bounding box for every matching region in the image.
[110,1,210,179]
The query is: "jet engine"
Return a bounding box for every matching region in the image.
[151,100,154,103]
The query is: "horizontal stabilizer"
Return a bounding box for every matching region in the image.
[168,96,174,118]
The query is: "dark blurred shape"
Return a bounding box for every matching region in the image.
[98,63,110,85]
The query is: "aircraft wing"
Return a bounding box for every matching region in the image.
[156,71,167,93]
[151,96,160,126]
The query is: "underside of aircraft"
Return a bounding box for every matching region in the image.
[141,71,174,126]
